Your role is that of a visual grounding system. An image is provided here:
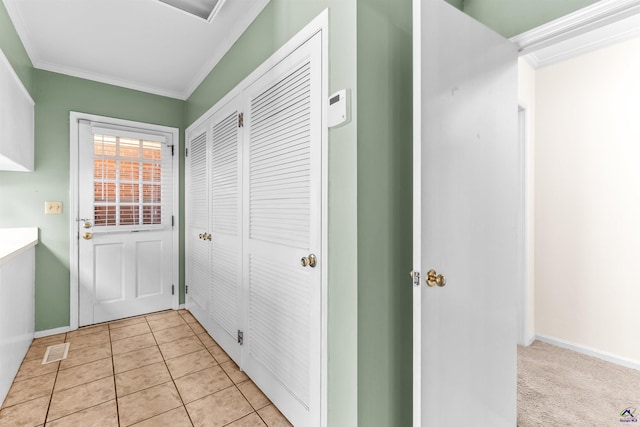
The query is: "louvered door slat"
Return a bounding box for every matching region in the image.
[187,130,209,319]
[209,107,242,348]
[243,31,322,426]
[248,64,311,247]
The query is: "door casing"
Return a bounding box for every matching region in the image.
[69,112,180,330]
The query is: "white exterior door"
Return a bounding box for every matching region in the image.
[413,0,519,426]
[78,121,174,326]
[242,33,322,427]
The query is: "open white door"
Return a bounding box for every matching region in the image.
[413,0,519,426]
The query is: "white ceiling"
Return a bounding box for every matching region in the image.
[2,0,270,100]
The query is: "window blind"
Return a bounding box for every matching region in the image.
[92,131,171,231]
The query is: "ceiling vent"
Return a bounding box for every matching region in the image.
[158,0,227,21]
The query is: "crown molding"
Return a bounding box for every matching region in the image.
[510,0,640,55]
[34,60,186,100]
[523,16,640,69]
[2,0,41,66]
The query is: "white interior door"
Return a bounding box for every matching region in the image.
[186,124,210,323]
[241,32,322,427]
[78,121,174,326]
[413,0,519,426]
[208,97,243,363]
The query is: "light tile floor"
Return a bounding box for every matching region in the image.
[0,310,293,427]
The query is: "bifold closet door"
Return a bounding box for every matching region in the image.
[208,98,243,363]
[242,32,322,427]
[186,125,209,323]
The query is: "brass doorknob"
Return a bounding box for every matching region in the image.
[301,254,317,268]
[83,221,92,229]
[426,269,446,287]
[83,232,93,240]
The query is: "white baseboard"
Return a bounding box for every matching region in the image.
[536,333,640,371]
[34,326,71,338]
[179,303,185,309]
[525,335,536,346]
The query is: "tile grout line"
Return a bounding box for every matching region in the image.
[135,312,196,426]
[108,324,122,427]
[42,332,66,426]
[165,311,197,426]
[179,311,260,427]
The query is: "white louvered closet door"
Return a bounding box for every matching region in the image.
[186,125,210,323]
[208,97,243,363]
[242,32,322,427]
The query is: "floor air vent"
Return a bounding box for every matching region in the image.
[42,342,70,364]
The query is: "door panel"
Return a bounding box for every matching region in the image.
[209,99,242,363]
[242,32,322,427]
[78,122,174,326]
[413,0,519,425]
[94,243,124,302]
[136,240,163,297]
[186,127,210,323]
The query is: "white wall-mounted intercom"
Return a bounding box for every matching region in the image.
[328,89,350,128]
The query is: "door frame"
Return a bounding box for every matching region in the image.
[510,0,640,347]
[69,111,180,331]
[184,10,328,426]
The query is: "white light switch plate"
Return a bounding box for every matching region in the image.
[45,201,62,215]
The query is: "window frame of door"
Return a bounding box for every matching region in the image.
[69,111,181,330]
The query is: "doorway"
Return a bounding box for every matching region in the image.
[69,112,180,329]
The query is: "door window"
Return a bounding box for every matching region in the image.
[93,134,165,230]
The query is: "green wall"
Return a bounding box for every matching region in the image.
[356,0,413,425]
[445,0,463,11]
[0,70,185,330]
[464,0,600,37]
[187,1,358,425]
[0,1,32,92]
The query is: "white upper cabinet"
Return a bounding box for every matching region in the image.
[0,48,34,172]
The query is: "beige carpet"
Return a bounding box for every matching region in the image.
[518,341,640,426]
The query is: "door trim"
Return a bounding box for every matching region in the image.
[69,112,180,330]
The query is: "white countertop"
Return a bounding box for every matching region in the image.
[0,228,38,265]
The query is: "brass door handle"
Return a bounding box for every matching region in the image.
[300,254,317,268]
[83,232,93,240]
[426,269,446,287]
[83,221,92,229]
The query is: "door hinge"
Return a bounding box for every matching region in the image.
[171,284,175,295]
[171,215,175,227]
[237,330,244,345]
[185,285,189,294]
[185,147,188,157]
[411,270,421,287]
[238,112,244,128]
[170,145,175,156]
